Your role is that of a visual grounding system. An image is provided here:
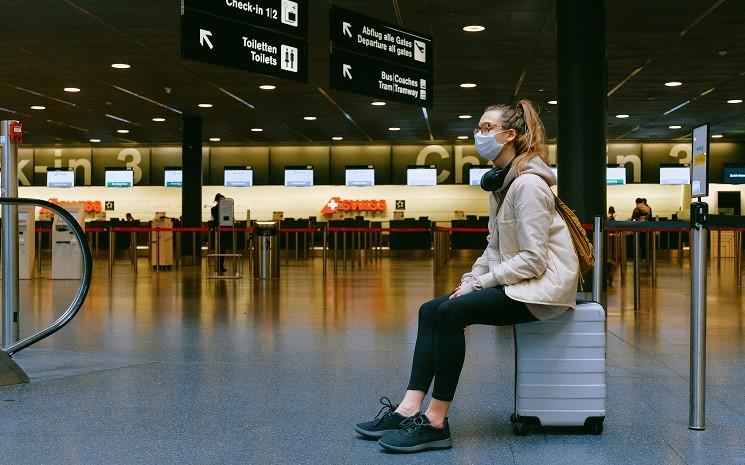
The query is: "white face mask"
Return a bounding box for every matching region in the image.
[474,129,508,160]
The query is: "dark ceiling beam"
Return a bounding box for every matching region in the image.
[512,1,557,102]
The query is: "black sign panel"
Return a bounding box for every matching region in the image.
[330,49,432,107]
[183,0,307,38]
[330,6,432,72]
[181,9,307,82]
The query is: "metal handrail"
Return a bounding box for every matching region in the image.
[1,198,93,356]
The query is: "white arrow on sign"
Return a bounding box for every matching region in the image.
[342,22,352,38]
[342,64,352,79]
[199,29,214,49]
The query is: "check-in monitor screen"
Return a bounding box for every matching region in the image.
[105,169,134,187]
[606,167,626,185]
[164,169,182,187]
[47,169,75,188]
[345,166,375,186]
[659,166,690,185]
[224,167,253,187]
[284,166,314,187]
[723,165,745,184]
[407,167,437,186]
[468,167,492,186]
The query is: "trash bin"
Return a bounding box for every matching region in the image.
[253,221,279,279]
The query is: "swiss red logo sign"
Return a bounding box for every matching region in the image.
[321,197,387,214]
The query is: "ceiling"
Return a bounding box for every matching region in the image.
[1,0,744,145]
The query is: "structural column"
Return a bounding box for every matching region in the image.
[181,114,203,265]
[556,0,607,222]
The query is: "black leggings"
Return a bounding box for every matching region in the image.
[407,287,537,401]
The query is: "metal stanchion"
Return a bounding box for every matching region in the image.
[131,230,137,274]
[156,229,161,273]
[36,228,43,276]
[689,202,708,431]
[322,226,328,278]
[620,232,627,286]
[1,120,20,346]
[592,216,604,306]
[342,232,347,271]
[652,231,657,286]
[633,231,640,310]
[716,230,721,271]
[333,231,338,274]
[736,230,742,288]
[108,228,114,277]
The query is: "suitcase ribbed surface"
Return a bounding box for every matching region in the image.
[514,301,606,426]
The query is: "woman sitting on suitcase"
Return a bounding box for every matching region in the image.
[355,99,580,453]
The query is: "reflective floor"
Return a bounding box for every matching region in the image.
[2,254,745,465]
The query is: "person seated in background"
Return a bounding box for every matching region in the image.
[607,206,616,221]
[631,198,651,221]
[125,212,135,222]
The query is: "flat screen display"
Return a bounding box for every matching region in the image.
[164,168,182,187]
[407,166,437,186]
[659,165,690,185]
[723,165,745,184]
[606,167,626,185]
[47,169,74,188]
[105,168,134,187]
[345,166,375,186]
[468,166,492,186]
[224,166,253,187]
[284,166,313,187]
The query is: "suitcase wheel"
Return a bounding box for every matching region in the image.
[586,419,604,435]
[513,421,530,436]
[509,413,518,424]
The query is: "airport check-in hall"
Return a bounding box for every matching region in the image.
[1,0,745,463]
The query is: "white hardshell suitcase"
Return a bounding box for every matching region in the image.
[511,300,606,435]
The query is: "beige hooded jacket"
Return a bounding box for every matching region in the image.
[461,156,579,320]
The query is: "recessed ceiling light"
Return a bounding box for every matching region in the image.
[30,105,46,110]
[457,136,469,140]
[712,134,724,138]
[116,129,129,134]
[388,127,400,131]
[259,84,276,90]
[668,125,682,129]
[459,83,477,88]
[209,137,221,142]
[547,100,558,105]
[303,116,317,120]
[458,115,472,119]
[152,117,166,122]
[370,100,387,106]
[198,103,213,108]
[63,87,81,93]
[615,114,630,119]
[332,136,344,141]
[250,128,263,132]
[111,63,131,69]
[463,25,485,32]
[726,99,742,104]
[664,81,683,87]
[89,138,101,143]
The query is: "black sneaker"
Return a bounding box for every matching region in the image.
[378,412,452,453]
[355,397,409,439]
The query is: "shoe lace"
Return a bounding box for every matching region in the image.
[373,396,398,426]
[399,413,426,433]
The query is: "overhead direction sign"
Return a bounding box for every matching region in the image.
[182,0,307,38]
[330,49,432,107]
[330,6,432,72]
[329,6,433,107]
[181,9,307,82]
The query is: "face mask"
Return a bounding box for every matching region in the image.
[474,129,508,160]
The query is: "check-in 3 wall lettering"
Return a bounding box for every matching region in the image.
[14,142,745,187]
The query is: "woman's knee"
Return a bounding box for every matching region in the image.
[418,298,441,323]
[435,300,462,327]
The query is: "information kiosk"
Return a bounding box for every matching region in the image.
[150,212,174,269]
[18,206,35,279]
[51,202,85,280]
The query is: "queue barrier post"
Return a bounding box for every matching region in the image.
[689,202,708,431]
[108,227,114,278]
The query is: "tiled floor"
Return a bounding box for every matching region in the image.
[1,253,744,465]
